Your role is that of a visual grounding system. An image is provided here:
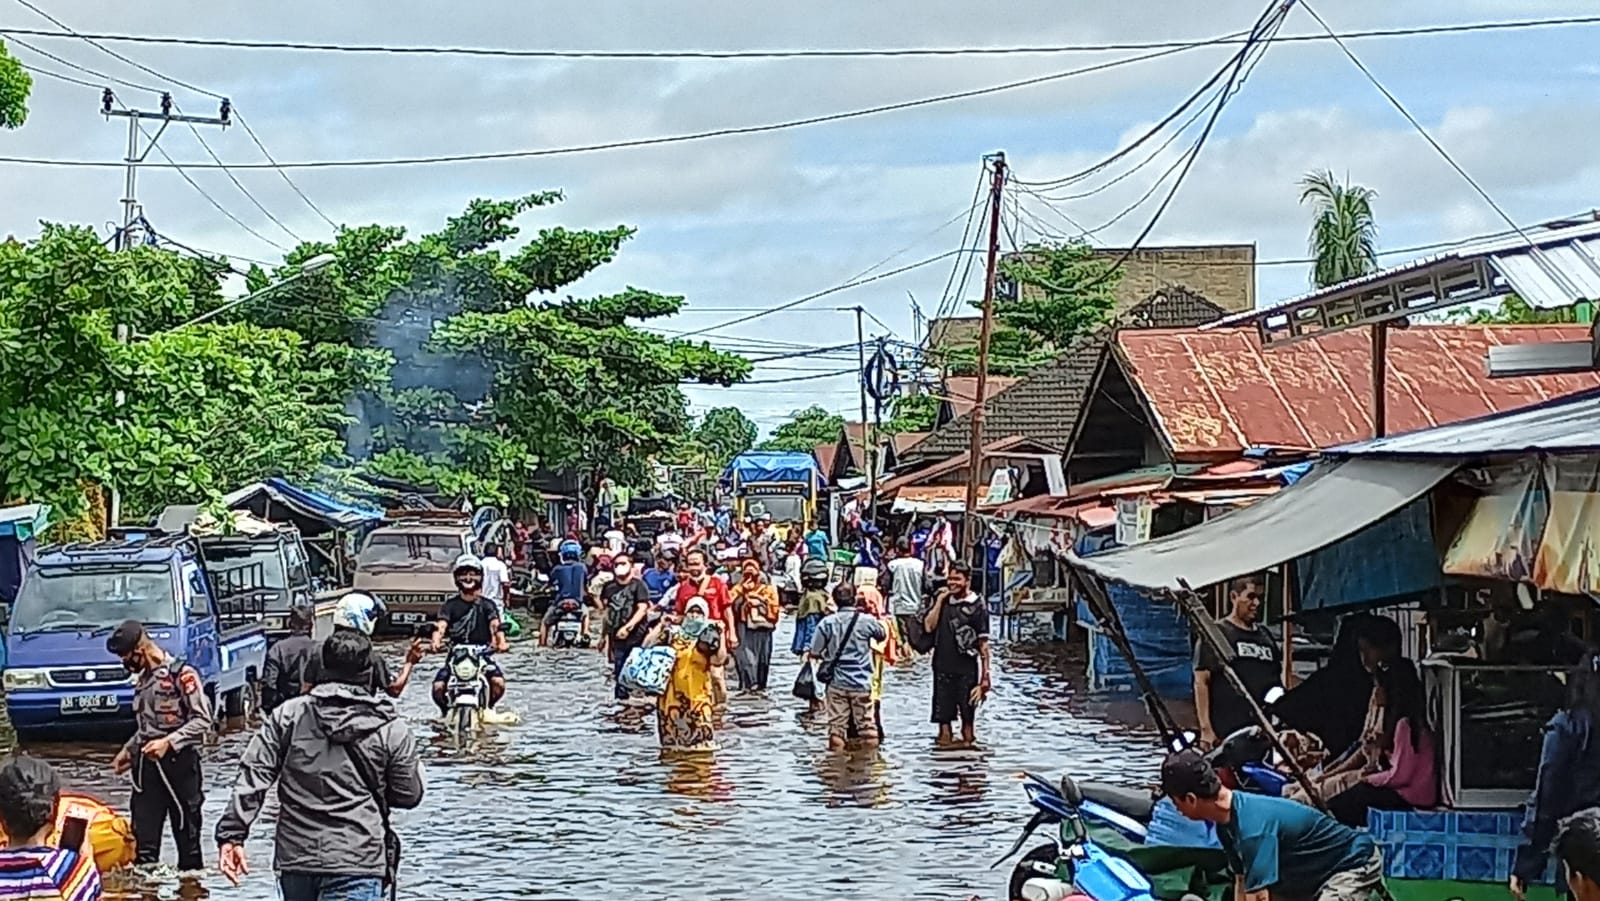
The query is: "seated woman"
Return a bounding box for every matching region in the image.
[1326,658,1437,826]
[1274,613,1384,757]
[1285,617,1405,805]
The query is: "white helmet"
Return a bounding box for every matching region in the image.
[452,553,484,574]
[333,592,385,635]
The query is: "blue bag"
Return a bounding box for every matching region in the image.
[620,646,676,696]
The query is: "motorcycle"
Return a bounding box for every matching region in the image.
[997,772,1204,901]
[549,598,587,648]
[444,643,493,742]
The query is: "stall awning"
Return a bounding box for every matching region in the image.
[1064,457,1461,593]
[224,477,383,531]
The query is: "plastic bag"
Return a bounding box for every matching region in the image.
[792,660,818,702]
[620,646,676,696]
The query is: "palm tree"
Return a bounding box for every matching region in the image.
[1299,170,1379,289]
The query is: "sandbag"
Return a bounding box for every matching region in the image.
[0,793,138,874]
[620,646,676,696]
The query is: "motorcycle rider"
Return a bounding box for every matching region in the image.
[431,554,510,714]
[303,592,425,698]
[541,539,590,646]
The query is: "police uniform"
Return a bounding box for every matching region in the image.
[123,654,211,870]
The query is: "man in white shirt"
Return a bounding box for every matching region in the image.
[887,537,926,656]
[603,524,627,557]
[480,541,512,619]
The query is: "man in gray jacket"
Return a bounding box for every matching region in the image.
[215,629,424,901]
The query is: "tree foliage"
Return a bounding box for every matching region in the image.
[0,193,749,529]
[0,226,379,522]
[1444,294,1592,325]
[0,41,30,130]
[1301,170,1379,289]
[885,393,939,433]
[760,405,846,453]
[942,239,1119,376]
[237,192,749,506]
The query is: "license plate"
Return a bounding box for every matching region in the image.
[556,622,579,634]
[59,694,117,714]
[390,612,428,625]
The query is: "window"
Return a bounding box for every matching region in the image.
[284,540,310,587]
[185,563,211,616]
[357,532,467,568]
[11,564,179,633]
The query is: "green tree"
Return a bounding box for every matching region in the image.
[884,393,939,433]
[0,225,380,526]
[1445,293,1592,325]
[231,193,749,504]
[694,407,758,467]
[940,239,1120,376]
[760,405,846,453]
[1300,170,1379,288]
[0,41,31,129]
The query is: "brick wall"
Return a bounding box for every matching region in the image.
[1094,244,1255,313]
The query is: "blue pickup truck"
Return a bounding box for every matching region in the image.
[2,531,269,739]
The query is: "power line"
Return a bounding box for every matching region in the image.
[0,15,1592,59]
[672,249,975,339]
[10,0,335,230]
[737,368,857,385]
[0,39,1242,170]
[933,166,991,323]
[1298,1,1562,287]
[1073,0,1293,294]
[171,102,303,243]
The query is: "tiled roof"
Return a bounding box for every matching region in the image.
[1118,324,1600,458]
[909,287,1228,461]
[812,443,837,477]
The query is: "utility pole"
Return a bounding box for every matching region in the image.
[963,152,1007,535]
[855,305,873,487]
[101,90,231,530]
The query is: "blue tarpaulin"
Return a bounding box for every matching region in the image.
[1074,532,1194,698]
[720,452,822,489]
[226,478,383,531]
[0,505,49,541]
[1295,496,1443,612]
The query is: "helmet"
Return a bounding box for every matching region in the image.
[559,540,583,561]
[453,553,484,575]
[334,592,386,636]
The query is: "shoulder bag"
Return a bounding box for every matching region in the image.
[816,610,863,685]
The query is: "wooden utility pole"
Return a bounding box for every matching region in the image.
[1370,322,1389,438]
[963,152,1007,527]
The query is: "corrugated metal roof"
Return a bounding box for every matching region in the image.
[1331,385,1600,457]
[1209,219,1600,330]
[1117,324,1600,458]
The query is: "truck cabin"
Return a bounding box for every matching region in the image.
[10,558,181,641]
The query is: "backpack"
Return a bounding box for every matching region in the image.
[800,557,830,590]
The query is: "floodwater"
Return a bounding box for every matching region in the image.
[17,620,1166,900]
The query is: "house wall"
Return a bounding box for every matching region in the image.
[1066,361,1166,485]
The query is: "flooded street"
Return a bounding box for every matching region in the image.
[20,623,1164,900]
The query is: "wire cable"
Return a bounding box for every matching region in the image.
[932,166,991,323]
[0,16,1593,59]
[170,102,303,243]
[10,0,335,230]
[0,39,1240,170]
[1297,1,1573,292]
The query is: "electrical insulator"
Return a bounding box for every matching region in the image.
[219,98,232,124]
[100,88,113,115]
[160,92,173,116]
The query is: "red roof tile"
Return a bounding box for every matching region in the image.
[1118,325,1600,457]
[813,443,837,476]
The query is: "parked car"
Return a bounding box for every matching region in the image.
[352,510,477,634]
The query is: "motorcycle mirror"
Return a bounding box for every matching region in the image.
[1057,775,1084,807]
[1263,686,1285,705]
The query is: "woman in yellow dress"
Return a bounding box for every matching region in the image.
[655,597,729,751]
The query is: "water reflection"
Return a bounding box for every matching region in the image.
[6,621,1163,900]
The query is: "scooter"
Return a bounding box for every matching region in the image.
[549,598,586,648]
[444,643,493,742]
[996,772,1204,901]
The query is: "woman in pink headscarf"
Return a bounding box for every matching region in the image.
[854,582,900,745]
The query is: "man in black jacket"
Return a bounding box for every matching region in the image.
[261,606,316,713]
[217,629,425,901]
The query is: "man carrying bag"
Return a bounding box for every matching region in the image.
[216,629,424,901]
[808,585,887,751]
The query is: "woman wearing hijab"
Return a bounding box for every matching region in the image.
[729,557,781,694]
[856,582,899,745]
[654,597,728,751]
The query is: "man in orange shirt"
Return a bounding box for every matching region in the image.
[729,558,781,693]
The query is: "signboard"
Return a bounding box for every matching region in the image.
[983,467,1015,506]
[863,346,899,404]
[743,483,808,497]
[1115,497,1153,546]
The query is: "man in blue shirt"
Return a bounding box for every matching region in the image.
[541,542,590,646]
[807,587,886,752]
[641,554,677,605]
[1161,750,1384,901]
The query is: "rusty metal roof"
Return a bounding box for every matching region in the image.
[1117,325,1600,459]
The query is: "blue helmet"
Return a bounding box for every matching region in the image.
[559,539,583,561]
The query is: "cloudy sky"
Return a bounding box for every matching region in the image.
[1,0,1596,432]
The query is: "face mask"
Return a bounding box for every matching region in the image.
[614,565,631,578]
[683,614,707,633]
[120,653,143,675]
[456,575,481,592]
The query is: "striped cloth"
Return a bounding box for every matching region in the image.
[0,847,100,901]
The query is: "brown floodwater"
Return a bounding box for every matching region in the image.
[13,621,1168,900]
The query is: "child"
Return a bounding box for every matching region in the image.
[855,583,899,745]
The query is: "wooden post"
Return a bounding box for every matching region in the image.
[1371,322,1388,438]
[963,153,1007,534]
[1281,560,1296,687]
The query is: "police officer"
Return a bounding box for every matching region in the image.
[107,619,210,871]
